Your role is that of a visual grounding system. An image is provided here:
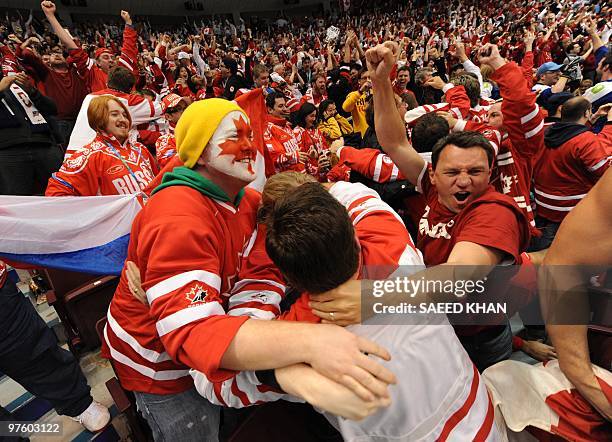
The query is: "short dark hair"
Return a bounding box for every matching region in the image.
[293,102,317,128]
[561,97,591,122]
[107,67,136,93]
[397,65,410,74]
[266,91,285,110]
[431,131,494,169]
[451,74,481,108]
[350,62,363,73]
[317,99,336,120]
[603,52,612,70]
[411,114,449,153]
[265,183,359,294]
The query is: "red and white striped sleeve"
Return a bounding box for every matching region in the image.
[329,181,424,270]
[574,127,612,178]
[227,226,286,320]
[190,225,296,408]
[338,146,406,183]
[117,24,138,75]
[490,61,545,160]
[1,45,19,76]
[443,84,472,120]
[139,217,248,381]
[126,93,164,126]
[191,366,301,408]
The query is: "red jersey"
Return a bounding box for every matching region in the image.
[416,166,530,266]
[293,126,329,181]
[302,87,327,107]
[67,24,139,92]
[46,133,157,197]
[67,88,163,159]
[534,124,612,223]
[194,181,424,405]
[461,61,546,232]
[17,47,88,121]
[102,179,261,394]
[155,133,177,169]
[263,115,305,175]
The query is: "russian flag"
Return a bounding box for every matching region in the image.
[0,195,142,275]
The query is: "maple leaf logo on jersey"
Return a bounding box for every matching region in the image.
[251,293,268,303]
[186,284,208,305]
[218,116,255,174]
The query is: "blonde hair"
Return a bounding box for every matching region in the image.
[258,172,317,223]
[480,64,494,82]
[87,96,132,133]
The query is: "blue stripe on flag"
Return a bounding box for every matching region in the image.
[0,234,130,276]
[13,397,53,421]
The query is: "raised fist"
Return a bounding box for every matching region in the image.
[365,42,398,83]
[120,10,132,25]
[477,43,505,70]
[41,1,56,15]
[424,76,446,90]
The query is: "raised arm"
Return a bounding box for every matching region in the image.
[367,41,426,185]
[118,10,138,74]
[483,44,544,160]
[40,1,78,50]
[191,36,208,77]
[586,17,604,53]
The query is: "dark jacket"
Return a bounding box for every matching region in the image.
[0,84,58,150]
[544,122,591,149]
[223,73,248,100]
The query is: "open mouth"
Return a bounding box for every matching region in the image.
[454,191,471,203]
[236,154,254,164]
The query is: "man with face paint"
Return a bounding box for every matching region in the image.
[102,99,396,441]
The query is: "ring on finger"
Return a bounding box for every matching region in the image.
[329,311,336,321]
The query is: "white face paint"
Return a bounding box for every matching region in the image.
[204,111,256,183]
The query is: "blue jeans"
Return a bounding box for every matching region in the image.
[458,318,513,372]
[134,388,220,442]
[529,216,561,252]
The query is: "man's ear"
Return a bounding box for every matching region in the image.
[429,166,436,186]
[196,147,208,167]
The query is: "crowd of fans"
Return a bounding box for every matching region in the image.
[0,0,611,439]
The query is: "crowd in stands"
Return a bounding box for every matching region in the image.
[0,0,611,439]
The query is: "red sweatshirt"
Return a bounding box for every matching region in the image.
[17,47,88,121]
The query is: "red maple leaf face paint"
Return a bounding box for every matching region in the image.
[206,111,257,183]
[218,114,255,174]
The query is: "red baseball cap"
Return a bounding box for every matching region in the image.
[162,94,187,112]
[94,48,113,59]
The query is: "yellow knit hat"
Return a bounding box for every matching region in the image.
[175,98,248,168]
